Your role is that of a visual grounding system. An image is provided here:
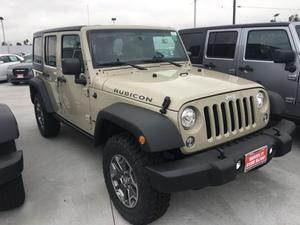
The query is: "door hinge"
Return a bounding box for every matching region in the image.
[85,114,92,123]
[83,88,90,97]
[285,97,296,104]
[287,74,299,82]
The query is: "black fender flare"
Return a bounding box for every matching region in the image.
[94,103,184,152]
[268,91,285,116]
[29,77,54,113]
[0,104,19,143]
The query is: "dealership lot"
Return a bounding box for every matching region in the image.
[0,82,300,225]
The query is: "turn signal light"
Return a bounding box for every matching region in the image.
[138,136,146,145]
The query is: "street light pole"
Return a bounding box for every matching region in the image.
[194,0,197,28]
[0,17,9,53]
[233,0,236,24]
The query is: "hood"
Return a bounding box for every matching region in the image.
[9,63,32,70]
[102,66,262,111]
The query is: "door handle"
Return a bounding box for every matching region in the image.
[204,63,216,69]
[239,65,254,73]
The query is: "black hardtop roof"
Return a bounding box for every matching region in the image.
[34,26,84,37]
[179,22,290,34]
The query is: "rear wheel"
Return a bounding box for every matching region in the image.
[103,133,170,225]
[34,95,60,138]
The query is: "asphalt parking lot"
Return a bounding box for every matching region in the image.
[0,82,300,225]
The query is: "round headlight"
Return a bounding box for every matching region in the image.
[256,92,265,109]
[181,107,196,129]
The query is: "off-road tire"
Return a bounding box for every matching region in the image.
[34,94,60,138]
[0,176,25,211]
[0,141,16,156]
[103,133,170,225]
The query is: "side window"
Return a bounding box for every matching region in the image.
[180,32,204,64]
[8,55,19,62]
[45,36,57,67]
[0,56,10,63]
[207,31,238,59]
[62,35,84,72]
[245,30,292,61]
[33,37,43,64]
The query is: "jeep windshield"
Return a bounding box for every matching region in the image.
[88,29,188,68]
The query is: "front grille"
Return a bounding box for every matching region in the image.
[204,96,256,140]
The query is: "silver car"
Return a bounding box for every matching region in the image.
[0,54,24,81]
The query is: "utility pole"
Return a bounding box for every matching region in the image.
[233,0,236,24]
[194,0,197,28]
[87,4,90,25]
[0,17,9,53]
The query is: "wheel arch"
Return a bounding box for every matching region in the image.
[94,103,184,152]
[29,77,54,113]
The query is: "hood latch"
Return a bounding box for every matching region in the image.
[160,96,171,114]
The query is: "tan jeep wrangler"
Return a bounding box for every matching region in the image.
[29,25,295,225]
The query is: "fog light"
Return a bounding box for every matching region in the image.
[186,136,195,148]
[269,148,273,155]
[236,160,242,170]
[263,113,269,123]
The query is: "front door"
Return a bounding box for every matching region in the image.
[203,29,241,75]
[57,33,91,133]
[237,27,299,117]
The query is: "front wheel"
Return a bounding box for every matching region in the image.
[34,95,60,138]
[103,134,170,225]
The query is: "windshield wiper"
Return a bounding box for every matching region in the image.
[144,56,182,67]
[99,60,147,70]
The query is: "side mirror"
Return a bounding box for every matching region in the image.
[62,58,86,85]
[0,61,4,64]
[186,51,192,57]
[62,58,81,75]
[273,49,295,64]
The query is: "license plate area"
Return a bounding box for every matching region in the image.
[16,74,24,79]
[244,146,268,172]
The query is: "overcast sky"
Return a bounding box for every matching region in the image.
[0,0,300,43]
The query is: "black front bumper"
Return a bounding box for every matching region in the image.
[147,119,295,193]
[0,151,23,186]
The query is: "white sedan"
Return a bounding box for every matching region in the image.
[0,54,24,81]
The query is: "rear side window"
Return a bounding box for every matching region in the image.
[207,31,238,59]
[245,30,292,61]
[0,56,10,63]
[33,37,43,64]
[62,35,84,72]
[45,36,57,67]
[180,32,205,64]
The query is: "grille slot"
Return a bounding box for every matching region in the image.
[203,96,256,141]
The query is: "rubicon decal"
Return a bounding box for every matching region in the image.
[114,88,153,103]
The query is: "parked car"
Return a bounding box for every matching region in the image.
[0,104,25,211]
[179,22,300,121]
[0,54,24,82]
[7,54,33,85]
[29,25,294,225]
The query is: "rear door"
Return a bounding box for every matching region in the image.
[203,29,241,75]
[237,27,299,117]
